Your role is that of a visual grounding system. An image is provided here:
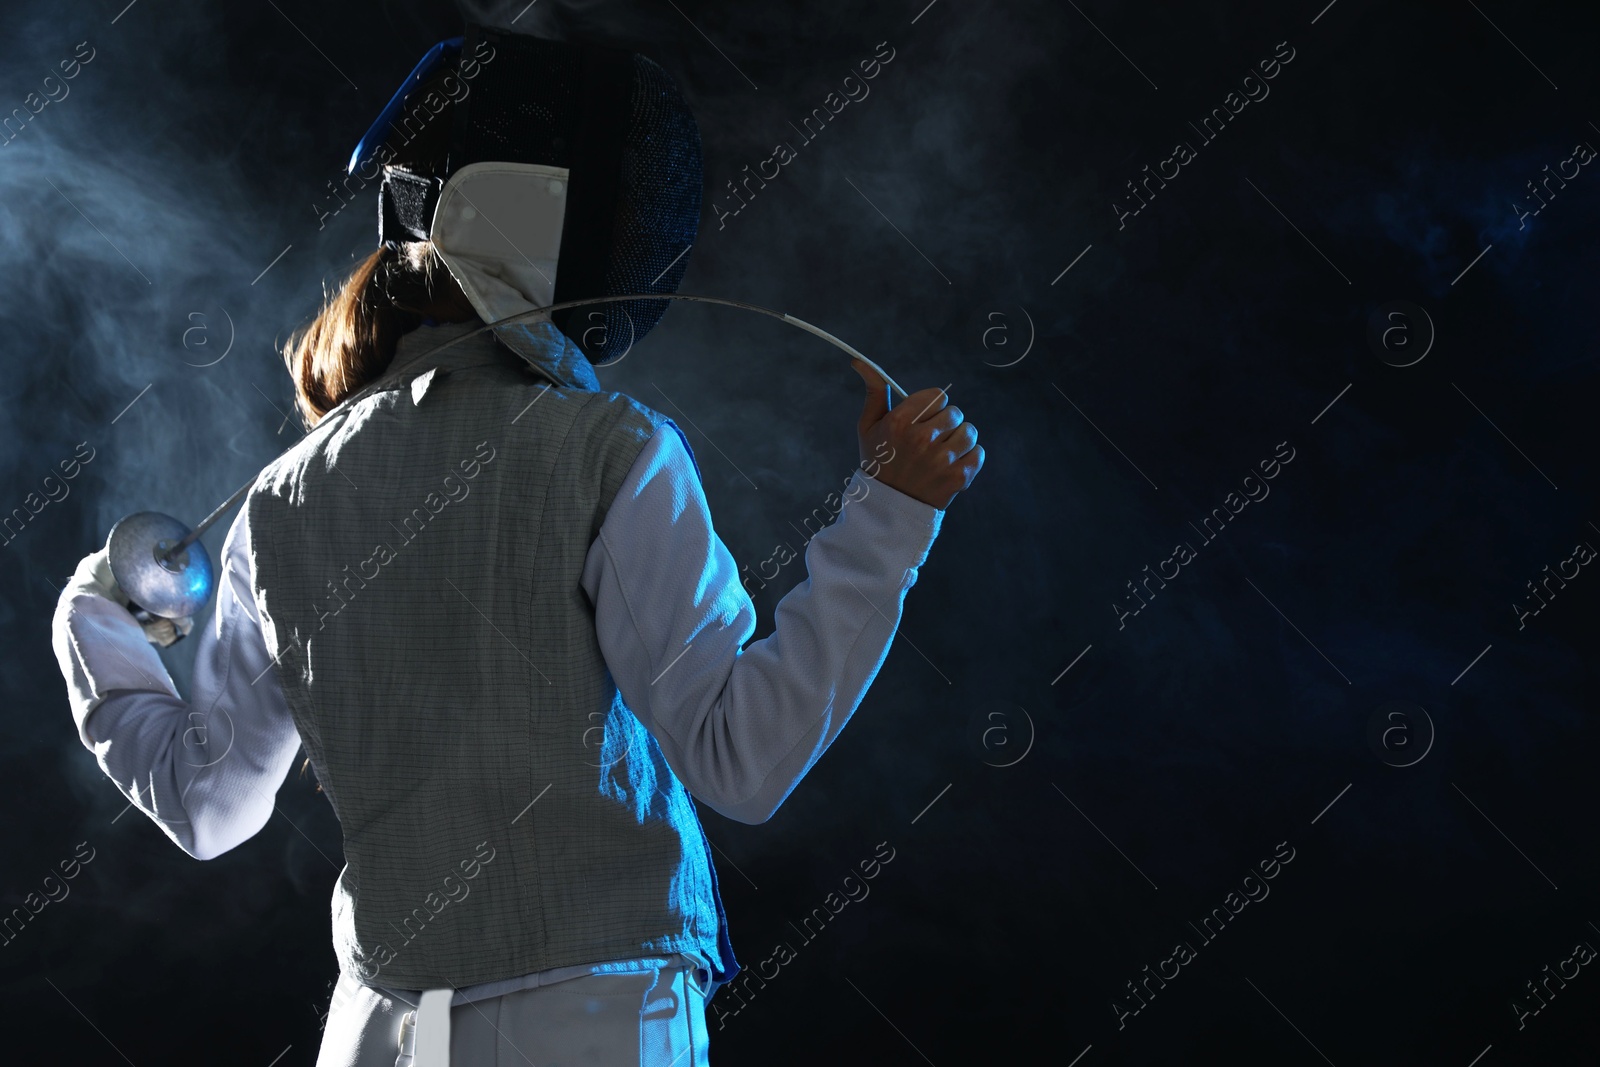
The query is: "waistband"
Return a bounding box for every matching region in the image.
[370,949,711,1011]
[381,951,712,1067]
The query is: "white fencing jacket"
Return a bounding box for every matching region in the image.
[51,319,944,1056]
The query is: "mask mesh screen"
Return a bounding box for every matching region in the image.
[451,31,702,362]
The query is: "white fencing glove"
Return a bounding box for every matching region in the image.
[73,541,195,648]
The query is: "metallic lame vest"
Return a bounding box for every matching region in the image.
[246,320,735,990]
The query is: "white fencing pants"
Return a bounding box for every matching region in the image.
[316,958,712,1067]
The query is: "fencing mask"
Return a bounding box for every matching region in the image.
[348,23,703,368]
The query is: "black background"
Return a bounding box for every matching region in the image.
[2,0,1597,1063]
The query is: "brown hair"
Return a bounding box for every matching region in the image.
[281,241,472,428]
[283,54,471,429]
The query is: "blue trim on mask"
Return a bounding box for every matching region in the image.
[347,37,464,176]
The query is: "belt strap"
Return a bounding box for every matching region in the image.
[397,988,453,1067]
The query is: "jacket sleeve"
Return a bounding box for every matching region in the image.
[50,508,305,859]
[580,421,943,825]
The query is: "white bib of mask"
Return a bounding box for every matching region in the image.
[428,161,570,327]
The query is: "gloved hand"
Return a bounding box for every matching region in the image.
[76,542,194,648]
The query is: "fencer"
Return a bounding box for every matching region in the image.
[50,22,983,1067]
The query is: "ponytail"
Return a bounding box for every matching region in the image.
[283,243,457,428]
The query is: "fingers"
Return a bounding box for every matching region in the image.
[852,359,891,431]
[929,435,983,509]
[86,547,130,607]
[924,404,964,437]
[850,357,885,390]
[141,615,193,648]
[852,370,985,507]
[959,444,985,488]
[141,618,179,647]
[904,384,950,424]
[942,421,980,460]
[921,405,978,459]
